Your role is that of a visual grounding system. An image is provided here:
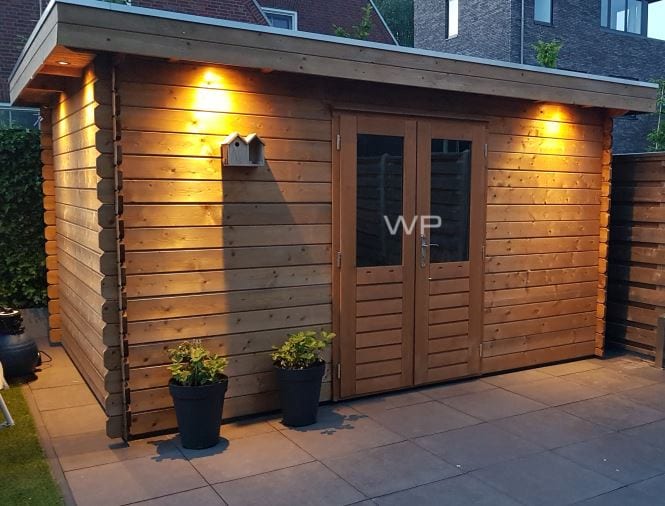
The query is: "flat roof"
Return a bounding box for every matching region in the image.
[9,0,659,112]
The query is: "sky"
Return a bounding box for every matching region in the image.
[649,1,665,40]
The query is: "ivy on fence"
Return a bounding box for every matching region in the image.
[0,128,46,307]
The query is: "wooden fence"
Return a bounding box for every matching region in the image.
[607,152,665,360]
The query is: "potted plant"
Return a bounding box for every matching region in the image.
[167,340,228,449]
[272,330,334,427]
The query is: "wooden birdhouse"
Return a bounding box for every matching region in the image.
[221,132,265,167]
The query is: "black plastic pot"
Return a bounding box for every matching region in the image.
[275,360,325,427]
[169,376,228,450]
[0,308,40,379]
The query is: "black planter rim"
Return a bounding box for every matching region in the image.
[273,359,325,371]
[169,376,228,396]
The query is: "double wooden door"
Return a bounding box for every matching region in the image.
[336,113,486,398]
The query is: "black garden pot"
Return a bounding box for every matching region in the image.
[275,361,325,427]
[169,376,228,450]
[0,308,40,379]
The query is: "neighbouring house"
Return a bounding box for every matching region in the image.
[0,0,395,126]
[10,0,657,439]
[414,0,665,153]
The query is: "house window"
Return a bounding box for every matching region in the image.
[601,0,645,35]
[447,0,459,38]
[648,0,665,39]
[534,0,553,24]
[262,8,297,30]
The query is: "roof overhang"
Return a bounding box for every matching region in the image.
[10,0,659,112]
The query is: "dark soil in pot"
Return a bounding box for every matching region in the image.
[275,360,325,427]
[169,376,228,449]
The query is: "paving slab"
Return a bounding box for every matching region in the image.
[561,395,665,430]
[441,388,547,421]
[132,487,226,506]
[472,451,621,506]
[51,430,177,472]
[492,407,612,450]
[29,363,85,390]
[629,473,665,501]
[41,403,107,438]
[624,419,665,450]
[65,448,205,506]
[180,431,313,483]
[565,368,655,393]
[31,383,97,411]
[554,432,665,484]
[348,390,431,414]
[618,383,665,412]
[414,422,542,471]
[323,440,459,497]
[575,486,658,506]
[537,359,604,377]
[420,379,496,400]
[220,417,276,440]
[482,369,552,387]
[367,400,480,438]
[500,376,609,406]
[273,405,404,459]
[214,461,364,506]
[373,474,520,506]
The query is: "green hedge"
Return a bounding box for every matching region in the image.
[0,128,46,308]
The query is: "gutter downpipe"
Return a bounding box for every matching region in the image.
[521,0,525,64]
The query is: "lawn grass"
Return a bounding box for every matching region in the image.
[0,385,64,505]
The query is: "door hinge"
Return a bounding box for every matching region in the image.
[336,134,341,151]
[337,363,341,379]
[479,345,483,358]
[484,143,488,158]
[481,244,486,259]
[336,251,342,268]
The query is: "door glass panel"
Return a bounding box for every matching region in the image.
[356,134,404,267]
[430,139,471,263]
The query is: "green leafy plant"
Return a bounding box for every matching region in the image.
[272,330,335,369]
[374,0,414,46]
[334,3,373,40]
[648,79,665,151]
[533,40,563,69]
[0,128,46,308]
[168,340,228,386]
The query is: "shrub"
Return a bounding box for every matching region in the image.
[334,4,373,40]
[168,340,228,386]
[272,330,335,369]
[0,128,46,308]
[647,79,665,152]
[534,40,563,69]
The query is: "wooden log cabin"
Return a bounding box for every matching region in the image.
[9,0,658,440]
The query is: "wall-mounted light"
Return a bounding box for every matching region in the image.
[56,60,70,65]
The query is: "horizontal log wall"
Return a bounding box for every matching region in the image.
[116,57,606,436]
[50,59,123,436]
[117,59,333,436]
[607,152,665,357]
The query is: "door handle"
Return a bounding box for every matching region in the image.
[420,235,439,268]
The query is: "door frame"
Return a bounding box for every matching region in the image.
[331,111,489,400]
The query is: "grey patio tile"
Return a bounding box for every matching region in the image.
[348,390,431,414]
[180,431,313,483]
[482,369,552,387]
[274,405,404,459]
[472,451,621,506]
[555,432,665,484]
[51,430,178,472]
[31,383,97,411]
[538,359,605,377]
[625,419,665,450]
[220,418,276,440]
[41,403,107,438]
[132,487,226,505]
[619,383,665,411]
[500,376,609,406]
[561,395,665,430]
[622,365,665,383]
[575,486,656,506]
[65,448,205,506]
[600,355,653,373]
[492,407,612,450]
[414,422,542,471]
[441,388,547,421]
[30,364,84,390]
[214,461,364,506]
[323,440,459,497]
[367,400,480,438]
[565,368,656,393]
[630,473,665,500]
[373,474,520,506]
[420,379,496,400]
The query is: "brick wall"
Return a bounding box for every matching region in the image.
[0,0,42,103]
[132,0,267,23]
